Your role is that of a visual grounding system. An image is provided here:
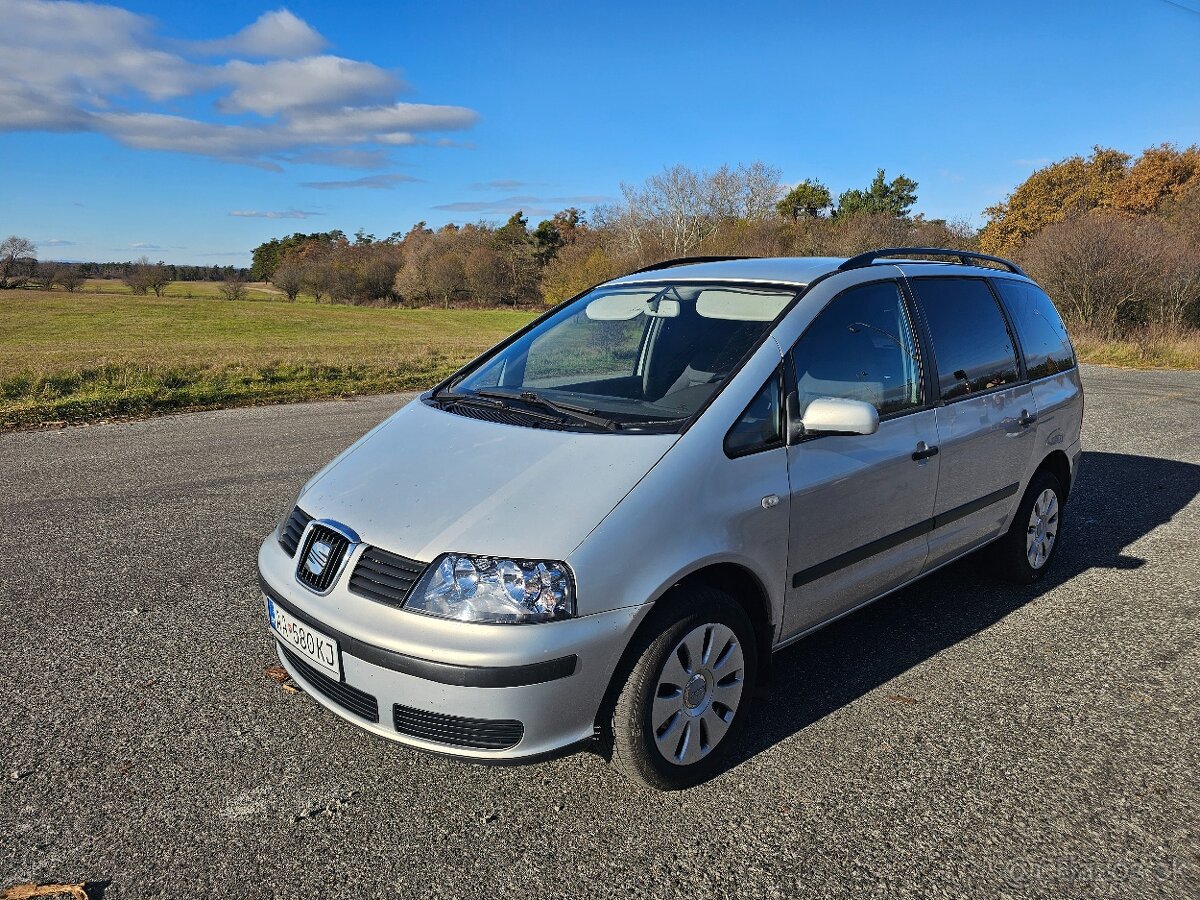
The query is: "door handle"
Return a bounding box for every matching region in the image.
[1018,410,1038,428]
[912,443,939,461]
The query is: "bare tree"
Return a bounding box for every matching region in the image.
[609,162,784,259]
[1021,213,1166,337]
[0,235,37,288]
[28,261,58,290]
[148,262,172,297]
[464,245,506,304]
[272,261,305,301]
[123,256,154,295]
[303,258,333,302]
[427,251,467,307]
[358,250,402,302]
[58,265,84,292]
[219,275,247,301]
[1153,232,1200,329]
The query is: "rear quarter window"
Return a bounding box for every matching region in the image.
[911,277,1020,402]
[992,279,1076,379]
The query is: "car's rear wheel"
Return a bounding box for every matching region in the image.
[609,587,757,790]
[991,470,1065,583]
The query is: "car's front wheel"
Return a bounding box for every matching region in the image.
[609,587,758,790]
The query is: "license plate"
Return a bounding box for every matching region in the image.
[266,596,342,680]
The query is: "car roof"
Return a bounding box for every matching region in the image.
[604,255,1028,288]
[606,257,846,287]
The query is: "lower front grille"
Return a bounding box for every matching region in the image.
[393,704,523,750]
[280,646,379,723]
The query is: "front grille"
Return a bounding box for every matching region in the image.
[280,646,379,723]
[348,546,427,607]
[393,704,523,750]
[296,524,351,592]
[278,506,313,556]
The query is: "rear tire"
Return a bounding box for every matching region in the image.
[609,586,758,790]
[991,471,1065,583]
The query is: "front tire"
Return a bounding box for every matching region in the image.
[609,587,758,790]
[991,471,1065,583]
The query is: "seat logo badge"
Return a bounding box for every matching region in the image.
[304,539,333,577]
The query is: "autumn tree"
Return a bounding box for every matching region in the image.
[979,147,1131,256]
[1108,143,1200,215]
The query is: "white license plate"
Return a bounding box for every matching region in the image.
[266,596,342,680]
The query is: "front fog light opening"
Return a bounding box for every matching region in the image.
[406,554,576,624]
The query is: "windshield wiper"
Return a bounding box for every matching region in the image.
[472,388,621,431]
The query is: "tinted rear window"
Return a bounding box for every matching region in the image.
[992,279,1076,379]
[912,278,1019,402]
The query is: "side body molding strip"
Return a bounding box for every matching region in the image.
[792,482,1020,588]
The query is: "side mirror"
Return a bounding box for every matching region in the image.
[786,392,879,443]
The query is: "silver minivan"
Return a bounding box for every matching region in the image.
[259,248,1084,789]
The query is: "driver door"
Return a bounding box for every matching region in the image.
[781,279,940,639]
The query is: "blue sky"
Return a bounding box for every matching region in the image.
[3,0,1199,265]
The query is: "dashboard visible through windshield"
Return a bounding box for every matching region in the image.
[434,281,799,432]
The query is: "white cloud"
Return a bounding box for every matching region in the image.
[220,56,400,115]
[0,1,477,169]
[195,9,327,58]
[300,173,420,190]
[39,238,76,247]
[128,242,162,250]
[433,194,609,215]
[229,209,322,219]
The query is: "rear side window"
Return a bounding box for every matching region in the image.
[790,280,923,417]
[992,279,1076,379]
[912,278,1019,402]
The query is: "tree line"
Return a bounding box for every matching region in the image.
[7,144,1199,338]
[982,144,1200,336]
[246,164,974,309]
[0,240,251,295]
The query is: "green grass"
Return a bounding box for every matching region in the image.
[1,291,535,428]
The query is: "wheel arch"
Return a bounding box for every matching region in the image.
[1035,449,1073,500]
[593,561,776,739]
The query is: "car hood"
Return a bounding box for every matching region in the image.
[298,398,678,562]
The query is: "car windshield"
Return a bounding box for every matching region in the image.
[439,281,798,431]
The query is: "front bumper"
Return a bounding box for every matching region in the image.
[258,536,647,761]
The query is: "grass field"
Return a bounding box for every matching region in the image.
[78,278,282,300]
[3,289,1197,429]
[2,291,535,428]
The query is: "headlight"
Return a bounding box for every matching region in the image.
[405,554,576,624]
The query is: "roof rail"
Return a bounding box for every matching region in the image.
[838,247,1027,277]
[626,255,759,275]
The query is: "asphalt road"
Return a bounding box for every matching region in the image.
[1,365,1197,900]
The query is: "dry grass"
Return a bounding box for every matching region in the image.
[1070,323,1200,370]
[1,291,535,428]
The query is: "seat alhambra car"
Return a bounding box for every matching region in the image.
[259,247,1083,789]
